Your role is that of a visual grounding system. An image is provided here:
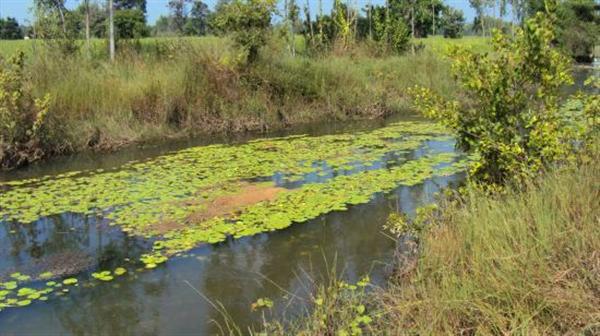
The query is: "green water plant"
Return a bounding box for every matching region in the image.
[62,278,78,285]
[251,297,273,311]
[91,271,114,282]
[0,121,471,313]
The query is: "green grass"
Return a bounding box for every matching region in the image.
[271,157,600,335]
[0,35,490,58]
[415,35,492,54]
[1,35,465,168]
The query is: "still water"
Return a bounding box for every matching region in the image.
[0,115,464,335]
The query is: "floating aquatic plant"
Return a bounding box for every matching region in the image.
[62,278,78,286]
[0,121,471,313]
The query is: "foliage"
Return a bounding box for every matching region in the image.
[285,277,373,335]
[555,0,600,62]
[114,9,148,39]
[390,0,444,38]
[114,0,147,12]
[371,6,411,54]
[0,17,23,40]
[441,7,465,38]
[271,154,599,335]
[251,297,273,311]
[410,9,581,188]
[33,0,80,54]
[384,204,438,238]
[185,0,210,36]
[168,0,192,35]
[377,159,600,334]
[0,120,469,311]
[0,52,52,169]
[333,0,356,48]
[210,0,277,63]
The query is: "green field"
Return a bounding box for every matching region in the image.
[416,35,492,54]
[0,35,490,58]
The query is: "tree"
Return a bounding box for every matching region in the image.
[114,8,148,38]
[211,0,277,63]
[389,0,444,39]
[0,18,23,40]
[555,0,599,62]
[284,0,300,55]
[333,0,356,48]
[33,0,80,54]
[34,0,68,35]
[185,1,210,36]
[469,0,487,36]
[75,1,107,38]
[84,0,91,54]
[114,0,147,13]
[441,7,464,38]
[168,0,191,35]
[410,7,578,188]
[371,4,410,54]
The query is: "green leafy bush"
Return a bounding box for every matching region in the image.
[410,8,594,188]
[210,0,276,63]
[0,52,52,168]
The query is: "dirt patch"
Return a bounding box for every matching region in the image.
[151,182,286,233]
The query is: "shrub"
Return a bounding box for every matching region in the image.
[0,52,52,168]
[210,0,277,63]
[409,8,591,188]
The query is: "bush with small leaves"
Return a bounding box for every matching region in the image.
[0,51,52,169]
[409,5,594,189]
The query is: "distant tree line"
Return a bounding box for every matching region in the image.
[1,0,596,62]
[0,17,24,39]
[468,0,599,61]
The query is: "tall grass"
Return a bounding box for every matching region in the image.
[9,37,456,158]
[274,159,600,335]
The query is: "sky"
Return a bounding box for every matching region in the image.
[0,0,478,25]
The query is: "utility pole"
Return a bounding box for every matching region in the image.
[108,0,115,61]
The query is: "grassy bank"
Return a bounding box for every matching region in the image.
[0,36,471,169]
[270,158,599,335]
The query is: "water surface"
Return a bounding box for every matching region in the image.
[0,116,466,334]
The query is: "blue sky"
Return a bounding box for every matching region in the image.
[0,0,478,25]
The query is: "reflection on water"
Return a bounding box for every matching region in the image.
[0,172,463,335]
[565,66,599,96]
[0,113,466,334]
